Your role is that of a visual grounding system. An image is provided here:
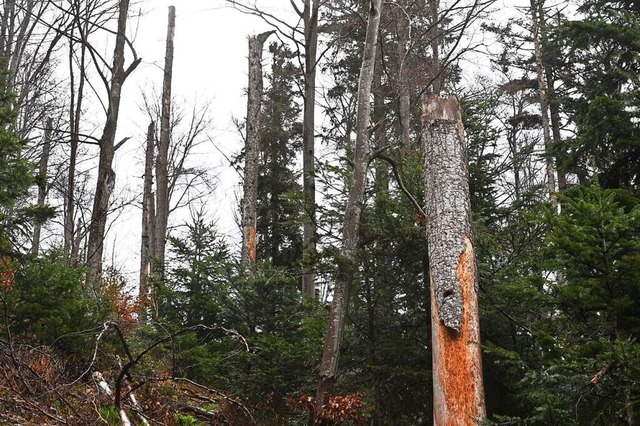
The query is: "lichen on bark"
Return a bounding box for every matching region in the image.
[423,95,474,332]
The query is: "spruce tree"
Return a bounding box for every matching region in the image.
[256,43,303,270]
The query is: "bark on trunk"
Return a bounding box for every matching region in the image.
[241,30,274,273]
[539,3,567,191]
[140,121,156,312]
[430,0,442,95]
[65,35,86,265]
[32,117,52,255]
[154,5,175,283]
[422,95,486,425]
[396,4,412,152]
[314,0,383,419]
[530,0,557,209]
[301,0,320,298]
[86,0,139,285]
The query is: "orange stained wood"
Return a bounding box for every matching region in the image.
[247,225,257,262]
[0,256,16,288]
[431,236,485,425]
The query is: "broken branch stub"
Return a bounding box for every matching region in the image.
[422,95,473,332]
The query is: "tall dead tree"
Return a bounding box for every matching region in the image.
[395,2,412,151]
[140,121,156,309]
[86,0,140,285]
[314,0,383,417]
[65,7,90,265]
[154,5,176,282]
[227,0,324,295]
[301,0,320,298]
[241,30,274,273]
[423,95,486,424]
[529,0,557,209]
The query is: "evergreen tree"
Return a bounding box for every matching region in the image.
[0,65,52,254]
[556,0,640,191]
[161,210,232,327]
[257,43,303,270]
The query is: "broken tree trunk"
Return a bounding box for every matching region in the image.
[86,0,140,285]
[240,30,274,274]
[154,5,176,283]
[140,121,156,313]
[313,0,383,419]
[422,95,486,425]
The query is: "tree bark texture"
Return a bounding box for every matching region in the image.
[140,121,156,310]
[154,5,175,282]
[315,0,383,416]
[241,31,273,273]
[65,33,86,265]
[529,0,558,209]
[32,116,52,255]
[422,95,485,425]
[87,0,139,285]
[301,0,320,298]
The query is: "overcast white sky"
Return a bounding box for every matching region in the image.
[108,1,293,279]
[102,0,512,280]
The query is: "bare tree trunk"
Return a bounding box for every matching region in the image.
[154,5,175,283]
[430,0,442,95]
[65,34,86,265]
[373,47,388,198]
[140,121,156,312]
[422,95,486,425]
[301,0,320,298]
[86,0,140,285]
[32,116,52,255]
[538,2,567,191]
[241,31,273,273]
[396,3,412,151]
[529,0,557,208]
[313,0,383,419]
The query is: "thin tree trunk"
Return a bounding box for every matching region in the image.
[314,0,383,419]
[241,30,274,273]
[423,95,486,425]
[32,116,52,255]
[6,0,34,93]
[301,0,320,298]
[430,0,442,95]
[154,5,175,283]
[539,2,566,191]
[86,0,140,285]
[373,47,388,200]
[65,35,86,265]
[396,3,412,152]
[530,0,557,208]
[140,121,156,312]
